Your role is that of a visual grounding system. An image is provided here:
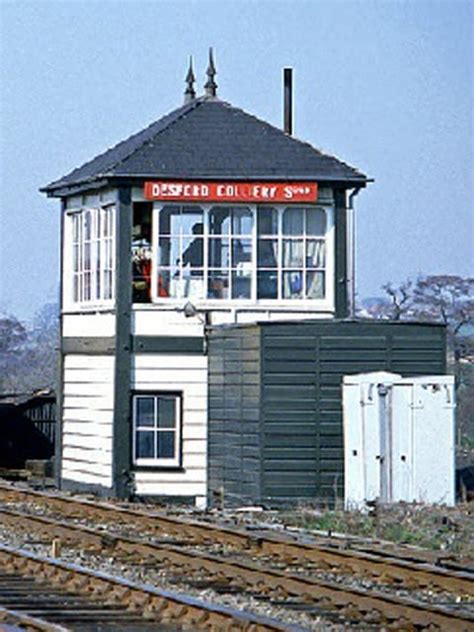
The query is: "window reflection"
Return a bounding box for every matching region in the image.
[283,207,304,235]
[156,205,205,299]
[208,270,229,299]
[283,271,304,299]
[257,207,278,235]
[257,271,278,299]
[257,240,278,268]
[307,209,327,235]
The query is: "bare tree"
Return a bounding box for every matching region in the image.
[0,304,59,394]
[411,275,474,338]
[0,315,27,355]
[363,275,474,445]
[381,280,413,321]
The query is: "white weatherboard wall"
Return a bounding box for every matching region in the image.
[63,312,116,337]
[343,372,455,509]
[62,355,115,488]
[132,354,208,507]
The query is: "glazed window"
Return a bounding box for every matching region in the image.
[257,206,326,299]
[133,394,181,467]
[70,205,115,304]
[157,205,205,300]
[281,207,326,299]
[151,204,330,303]
[132,202,153,303]
[208,206,253,299]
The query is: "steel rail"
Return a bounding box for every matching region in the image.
[0,507,473,631]
[0,483,472,598]
[0,544,301,632]
[0,606,69,631]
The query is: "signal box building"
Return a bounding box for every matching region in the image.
[42,56,447,507]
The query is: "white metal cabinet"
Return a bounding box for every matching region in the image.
[343,372,401,510]
[343,373,455,509]
[391,376,455,505]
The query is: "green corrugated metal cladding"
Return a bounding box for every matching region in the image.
[207,320,447,507]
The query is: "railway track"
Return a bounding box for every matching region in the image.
[0,543,296,631]
[0,482,472,596]
[0,483,472,630]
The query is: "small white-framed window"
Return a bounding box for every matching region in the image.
[133,393,181,467]
[67,205,115,306]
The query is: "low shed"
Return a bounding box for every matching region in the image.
[207,319,447,506]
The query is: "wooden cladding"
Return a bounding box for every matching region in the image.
[62,336,205,355]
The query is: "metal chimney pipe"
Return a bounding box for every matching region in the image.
[283,67,293,135]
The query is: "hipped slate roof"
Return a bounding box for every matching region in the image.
[42,96,369,195]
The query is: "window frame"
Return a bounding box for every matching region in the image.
[132,392,182,468]
[64,203,116,309]
[150,202,334,309]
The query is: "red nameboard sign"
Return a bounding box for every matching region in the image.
[144,181,318,203]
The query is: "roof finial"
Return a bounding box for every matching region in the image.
[184,56,196,104]
[204,47,217,97]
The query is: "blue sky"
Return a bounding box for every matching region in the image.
[0,0,472,321]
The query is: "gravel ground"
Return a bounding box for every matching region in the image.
[0,520,354,631]
[0,494,472,630]
[1,498,472,607]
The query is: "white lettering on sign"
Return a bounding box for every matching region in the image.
[144,181,318,203]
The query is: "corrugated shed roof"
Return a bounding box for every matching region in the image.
[42,96,369,194]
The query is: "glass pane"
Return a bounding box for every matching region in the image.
[257,239,278,268]
[231,239,252,266]
[159,206,181,235]
[232,271,251,299]
[208,238,230,268]
[208,270,230,299]
[306,208,327,235]
[181,236,203,267]
[132,238,152,303]
[209,207,230,235]
[107,209,114,237]
[106,241,113,267]
[182,268,204,299]
[282,271,303,298]
[84,271,91,300]
[283,208,303,235]
[232,207,253,235]
[158,398,176,429]
[73,245,79,272]
[306,240,326,268]
[84,243,91,269]
[181,207,203,234]
[136,431,155,458]
[257,271,278,299]
[157,269,178,298]
[157,432,175,459]
[72,215,79,241]
[96,209,101,238]
[136,397,155,427]
[257,207,278,235]
[104,270,113,300]
[96,268,101,300]
[306,271,325,299]
[73,276,79,302]
[283,239,304,267]
[158,236,180,267]
[83,211,92,240]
